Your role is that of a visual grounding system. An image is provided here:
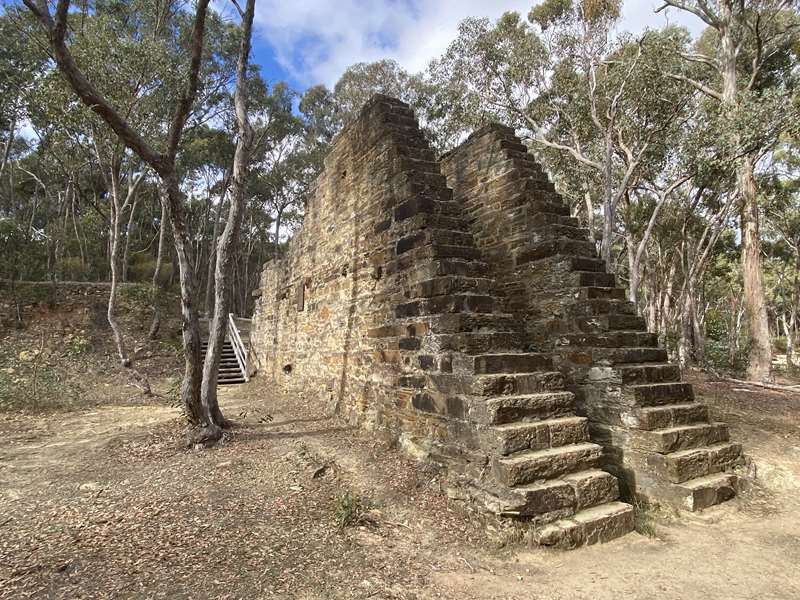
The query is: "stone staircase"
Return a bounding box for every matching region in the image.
[441,124,743,512]
[374,103,633,547]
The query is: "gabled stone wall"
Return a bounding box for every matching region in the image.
[251,96,637,547]
[441,124,744,511]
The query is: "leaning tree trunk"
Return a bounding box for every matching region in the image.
[197,0,256,442]
[740,155,772,381]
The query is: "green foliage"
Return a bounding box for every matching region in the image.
[333,491,367,529]
[64,332,91,357]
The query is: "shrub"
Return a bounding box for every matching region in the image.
[333,491,366,529]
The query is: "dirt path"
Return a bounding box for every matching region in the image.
[1,379,798,599]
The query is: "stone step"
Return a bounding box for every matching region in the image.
[396,229,474,255]
[392,196,455,222]
[406,257,491,280]
[414,213,468,232]
[567,298,636,317]
[527,199,570,217]
[575,314,647,333]
[493,443,603,486]
[573,272,616,289]
[623,382,695,407]
[413,243,482,262]
[675,472,738,511]
[428,332,522,355]
[485,391,576,424]
[526,224,591,243]
[625,402,709,430]
[616,363,682,385]
[466,352,553,374]
[648,441,743,484]
[557,331,658,348]
[428,312,520,334]
[591,347,669,365]
[526,212,580,229]
[395,294,499,318]
[531,501,634,548]
[472,372,565,397]
[576,287,627,301]
[497,469,619,517]
[408,276,496,299]
[568,256,606,272]
[632,422,729,454]
[490,416,589,455]
[514,238,597,266]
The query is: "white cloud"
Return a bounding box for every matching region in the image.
[254,0,708,88]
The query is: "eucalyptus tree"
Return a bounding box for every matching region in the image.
[426,4,696,277]
[656,0,800,380]
[198,0,258,438]
[23,0,232,435]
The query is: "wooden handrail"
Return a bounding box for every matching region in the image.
[227,312,249,382]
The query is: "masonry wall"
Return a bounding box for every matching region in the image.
[251,96,489,463]
[249,98,641,546]
[441,125,743,511]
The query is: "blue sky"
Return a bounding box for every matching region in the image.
[225,0,706,92]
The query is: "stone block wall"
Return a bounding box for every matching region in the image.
[250,96,638,547]
[441,124,743,511]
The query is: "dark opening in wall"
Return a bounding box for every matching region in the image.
[283,364,292,374]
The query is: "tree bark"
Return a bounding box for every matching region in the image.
[740,154,772,380]
[198,0,256,439]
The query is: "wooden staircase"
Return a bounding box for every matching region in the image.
[200,314,251,386]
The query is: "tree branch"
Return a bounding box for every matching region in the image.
[666,72,723,101]
[23,0,167,172]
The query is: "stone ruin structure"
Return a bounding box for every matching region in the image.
[249,95,744,547]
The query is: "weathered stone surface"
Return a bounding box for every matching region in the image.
[250,99,628,545]
[441,123,744,513]
[494,443,603,486]
[532,502,635,549]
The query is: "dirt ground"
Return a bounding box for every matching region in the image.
[1,373,799,600]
